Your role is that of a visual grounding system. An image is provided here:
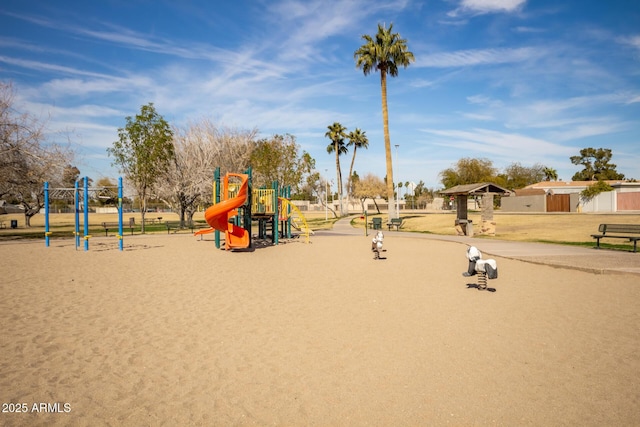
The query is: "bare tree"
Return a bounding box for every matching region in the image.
[353,173,386,213]
[1,82,74,226]
[156,119,257,226]
[303,171,337,218]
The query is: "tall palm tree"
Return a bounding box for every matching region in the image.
[325,122,348,216]
[355,23,414,220]
[346,128,369,198]
[543,167,558,182]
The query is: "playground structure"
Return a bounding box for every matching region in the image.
[195,167,312,250]
[44,177,124,251]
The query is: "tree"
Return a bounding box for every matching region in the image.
[303,171,337,218]
[543,167,558,182]
[346,128,369,197]
[411,181,436,209]
[439,158,497,189]
[108,102,174,233]
[498,162,546,190]
[570,147,625,181]
[355,23,414,220]
[61,165,81,187]
[325,122,348,216]
[1,81,74,225]
[156,120,257,227]
[251,134,315,192]
[353,173,386,213]
[581,180,614,200]
[348,171,360,197]
[93,177,119,206]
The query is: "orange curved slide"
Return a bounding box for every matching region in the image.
[194,173,250,250]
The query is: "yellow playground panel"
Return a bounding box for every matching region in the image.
[218,181,276,215]
[279,198,312,243]
[252,188,276,214]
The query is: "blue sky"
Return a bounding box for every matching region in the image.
[2,0,639,190]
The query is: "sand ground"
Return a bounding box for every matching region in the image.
[1,231,639,426]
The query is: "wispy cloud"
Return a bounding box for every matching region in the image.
[545,120,632,142]
[419,127,572,161]
[513,26,546,33]
[459,92,636,144]
[0,55,107,79]
[448,0,527,17]
[461,112,495,121]
[416,47,543,68]
[504,93,637,128]
[264,0,410,64]
[618,34,640,50]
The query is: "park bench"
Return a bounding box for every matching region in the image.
[101,221,134,237]
[387,217,403,231]
[165,221,191,234]
[143,217,163,225]
[166,221,189,234]
[591,224,640,252]
[165,221,209,234]
[368,217,383,230]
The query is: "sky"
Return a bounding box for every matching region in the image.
[1,0,639,191]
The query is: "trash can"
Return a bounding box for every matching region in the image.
[10,219,18,229]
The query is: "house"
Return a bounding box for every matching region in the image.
[500,181,640,213]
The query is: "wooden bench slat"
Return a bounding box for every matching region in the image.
[600,224,640,234]
[591,224,640,252]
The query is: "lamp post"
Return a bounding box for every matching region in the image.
[394,144,400,218]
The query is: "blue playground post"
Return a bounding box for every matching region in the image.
[44,182,50,247]
[75,180,80,249]
[84,176,89,251]
[118,177,123,251]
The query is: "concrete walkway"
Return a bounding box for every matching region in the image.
[319,216,640,276]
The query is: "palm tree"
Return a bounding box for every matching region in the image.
[404,180,411,209]
[346,128,369,199]
[404,181,410,197]
[355,23,414,220]
[543,167,558,182]
[325,122,348,216]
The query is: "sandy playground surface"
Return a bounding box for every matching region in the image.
[1,231,639,426]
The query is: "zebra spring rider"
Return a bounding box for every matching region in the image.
[462,246,498,290]
[371,231,384,259]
